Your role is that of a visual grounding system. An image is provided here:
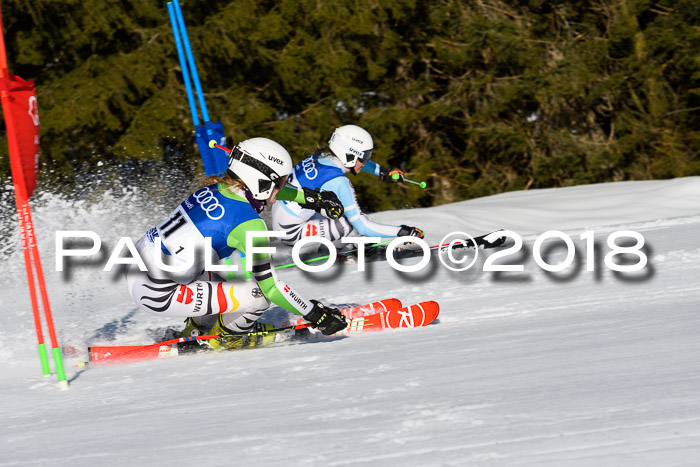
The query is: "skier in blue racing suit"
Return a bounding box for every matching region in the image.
[125,137,348,348]
[271,125,424,253]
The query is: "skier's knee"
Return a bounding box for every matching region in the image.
[249,285,271,310]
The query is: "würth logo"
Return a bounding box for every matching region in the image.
[176,285,193,305]
[305,224,318,237]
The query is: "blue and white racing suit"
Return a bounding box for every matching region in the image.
[126,183,314,332]
[271,153,401,246]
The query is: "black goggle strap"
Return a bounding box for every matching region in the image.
[230,146,283,191]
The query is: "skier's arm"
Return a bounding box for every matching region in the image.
[276,186,305,203]
[226,219,313,316]
[362,160,405,183]
[276,185,343,219]
[325,177,402,238]
[361,160,382,176]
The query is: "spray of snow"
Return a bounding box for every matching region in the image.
[1,175,699,466]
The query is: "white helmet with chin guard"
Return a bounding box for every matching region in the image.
[227,137,293,200]
[328,125,373,168]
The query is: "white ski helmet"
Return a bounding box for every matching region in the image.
[328,125,374,168]
[227,137,293,200]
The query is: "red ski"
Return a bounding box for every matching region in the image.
[87,336,207,365]
[285,297,402,327]
[86,298,404,365]
[339,301,440,334]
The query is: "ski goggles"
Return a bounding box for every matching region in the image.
[357,148,373,163]
[257,174,288,194]
[330,132,373,163]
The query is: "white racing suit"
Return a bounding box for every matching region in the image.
[271,155,401,248]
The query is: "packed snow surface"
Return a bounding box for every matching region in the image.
[1,176,700,466]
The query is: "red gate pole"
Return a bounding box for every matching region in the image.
[0,4,67,388]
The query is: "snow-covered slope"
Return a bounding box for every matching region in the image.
[1,177,700,466]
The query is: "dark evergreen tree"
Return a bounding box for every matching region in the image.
[1,0,698,210]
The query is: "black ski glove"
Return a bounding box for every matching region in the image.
[380,167,405,183]
[302,187,344,220]
[397,225,425,239]
[305,300,348,335]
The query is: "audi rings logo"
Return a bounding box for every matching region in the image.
[194,187,225,220]
[302,157,318,180]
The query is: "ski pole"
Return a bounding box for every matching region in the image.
[84,325,311,365]
[392,172,427,189]
[127,324,313,350]
[236,239,396,277]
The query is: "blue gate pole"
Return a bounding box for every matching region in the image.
[172,0,211,123]
[167,2,200,127]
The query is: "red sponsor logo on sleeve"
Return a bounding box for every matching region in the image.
[176,285,194,305]
[305,224,318,237]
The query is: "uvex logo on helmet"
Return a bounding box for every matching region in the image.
[351,137,364,144]
[268,155,284,165]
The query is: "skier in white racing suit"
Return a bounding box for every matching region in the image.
[125,137,348,348]
[271,125,424,252]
